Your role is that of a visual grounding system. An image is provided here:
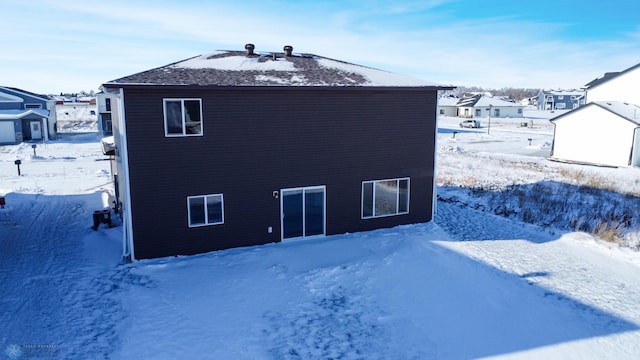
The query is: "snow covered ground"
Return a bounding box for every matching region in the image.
[1,111,639,359]
[56,103,98,132]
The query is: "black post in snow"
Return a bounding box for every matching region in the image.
[14,160,22,176]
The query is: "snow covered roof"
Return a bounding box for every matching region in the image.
[551,101,640,125]
[455,95,523,108]
[540,89,585,97]
[593,101,640,124]
[104,49,451,88]
[0,91,24,103]
[0,109,49,120]
[438,97,459,106]
[0,86,51,102]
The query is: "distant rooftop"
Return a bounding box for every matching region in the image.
[104,45,451,88]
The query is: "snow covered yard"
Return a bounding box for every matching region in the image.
[2,112,640,359]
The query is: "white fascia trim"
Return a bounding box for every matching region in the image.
[0,91,24,103]
[118,88,136,261]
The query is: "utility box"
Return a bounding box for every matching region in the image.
[92,209,112,230]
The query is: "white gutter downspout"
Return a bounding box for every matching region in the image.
[432,94,440,218]
[43,116,49,142]
[117,88,136,261]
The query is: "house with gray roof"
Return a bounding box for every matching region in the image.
[0,87,57,144]
[102,44,453,260]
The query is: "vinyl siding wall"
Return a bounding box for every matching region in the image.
[121,86,438,259]
[551,105,636,167]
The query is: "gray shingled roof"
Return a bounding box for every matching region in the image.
[104,49,448,88]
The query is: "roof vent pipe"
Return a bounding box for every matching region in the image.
[245,43,255,56]
[283,45,293,57]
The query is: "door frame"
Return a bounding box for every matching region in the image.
[280,185,326,241]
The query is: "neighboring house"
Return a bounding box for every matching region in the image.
[456,95,524,119]
[102,44,453,260]
[0,86,57,144]
[537,90,585,110]
[437,96,459,117]
[550,101,640,167]
[96,92,114,136]
[584,62,640,105]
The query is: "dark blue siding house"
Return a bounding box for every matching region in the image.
[103,44,453,260]
[536,90,585,111]
[0,86,57,144]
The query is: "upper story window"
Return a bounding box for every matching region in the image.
[164,99,203,137]
[558,95,564,100]
[362,178,409,219]
[105,98,112,111]
[24,104,42,109]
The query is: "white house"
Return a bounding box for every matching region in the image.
[456,95,524,119]
[437,96,459,117]
[584,62,640,105]
[550,101,640,167]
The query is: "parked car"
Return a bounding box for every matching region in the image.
[459,120,480,128]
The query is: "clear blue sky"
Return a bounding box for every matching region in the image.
[2,0,640,94]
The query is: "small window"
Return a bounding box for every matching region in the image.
[105,98,112,112]
[362,178,409,219]
[24,104,42,109]
[475,109,481,117]
[517,108,523,114]
[556,103,566,109]
[164,99,203,137]
[558,95,564,100]
[188,194,224,227]
[439,109,444,115]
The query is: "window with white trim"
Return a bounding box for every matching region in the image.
[24,104,42,109]
[362,178,409,218]
[164,99,203,136]
[188,194,224,227]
